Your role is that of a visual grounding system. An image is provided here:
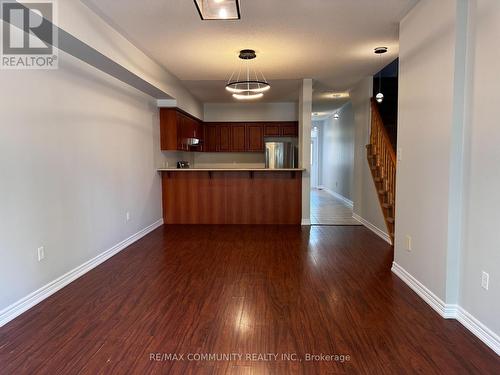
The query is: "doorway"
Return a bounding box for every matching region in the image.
[310,112,360,226]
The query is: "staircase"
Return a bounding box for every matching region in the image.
[366,98,396,244]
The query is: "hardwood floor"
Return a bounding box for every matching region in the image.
[0,225,498,374]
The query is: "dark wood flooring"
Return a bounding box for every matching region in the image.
[0,225,498,374]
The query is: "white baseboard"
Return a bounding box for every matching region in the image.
[352,213,392,245]
[0,218,164,328]
[392,262,500,356]
[391,262,455,318]
[301,219,311,226]
[317,186,354,208]
[455,306,500,356]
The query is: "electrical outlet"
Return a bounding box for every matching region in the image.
[481,271,489,290]
[126,212,130,222]
[37,246,45,261]
[397,148,403,162]
[405,235,412,252]
[335,181,338,187]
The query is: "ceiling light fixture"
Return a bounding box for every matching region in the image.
[334,113,340,120]
[226,49,271,101]
[194,0,240,20]
[232,92,264,100]
[330,92,350,99]
[374,47,388,103]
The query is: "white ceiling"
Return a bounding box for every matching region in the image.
[83,0,417,109]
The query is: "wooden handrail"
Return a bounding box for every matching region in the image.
[368,98,397,241]
[370,98,396,164]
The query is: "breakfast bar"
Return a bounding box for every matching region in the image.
[159,168,303,225]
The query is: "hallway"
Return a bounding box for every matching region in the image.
[310,188,361,225]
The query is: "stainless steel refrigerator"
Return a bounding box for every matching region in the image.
[265,138,299,169]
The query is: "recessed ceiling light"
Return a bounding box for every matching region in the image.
[194,0,240,20]
[218,8,228,18]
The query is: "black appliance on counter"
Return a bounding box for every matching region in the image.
[177,161,190,169]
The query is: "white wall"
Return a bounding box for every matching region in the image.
[204,102,298,122]
[318,104,355,201]
[0,0,199,318]
[396,0,500,352]
[351,78,388,235]
[70,0,203,119]
[460,0,500,340]
[299,79,313,224]
[395,0,457,301]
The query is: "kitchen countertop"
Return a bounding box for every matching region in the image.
[157,168,305,172]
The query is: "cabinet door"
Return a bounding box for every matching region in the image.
[264,124,280,136]
[280,122,299,136]
[246,124,264,151]
[205,125,217,152]
[218,125,231,152]
[231,125,246,152]
[159,108,179,151]
[177,113,188,151]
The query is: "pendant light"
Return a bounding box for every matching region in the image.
[374,47,388,103]
[226,49,270,100]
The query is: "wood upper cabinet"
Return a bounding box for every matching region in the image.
[217,125,231,152]
[160,108,203,151]
[246,124,264,151]
[161,114,299,153]
[160,108,179,151]
[264,124,281,136]
[280,122,299,136]
[231,125,246,152]
[205,125,217,152]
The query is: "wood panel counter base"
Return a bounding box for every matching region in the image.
[161,171,302,224]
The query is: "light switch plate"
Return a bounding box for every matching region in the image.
[405,235,412,252]
[481,271,489,290]
[37,246,45,261]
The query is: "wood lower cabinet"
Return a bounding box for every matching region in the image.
[162,171,302,224]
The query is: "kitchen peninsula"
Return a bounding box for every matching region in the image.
[158,108,303,225]
[159,168,303,224]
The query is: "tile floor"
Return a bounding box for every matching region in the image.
[310,188,361,225]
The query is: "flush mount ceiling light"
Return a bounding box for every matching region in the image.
[333,113,340,120]
[226,49,270,100]
[374,47,388,103]
[194,0,240,20]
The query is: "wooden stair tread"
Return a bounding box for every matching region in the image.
[387,217,395,223]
